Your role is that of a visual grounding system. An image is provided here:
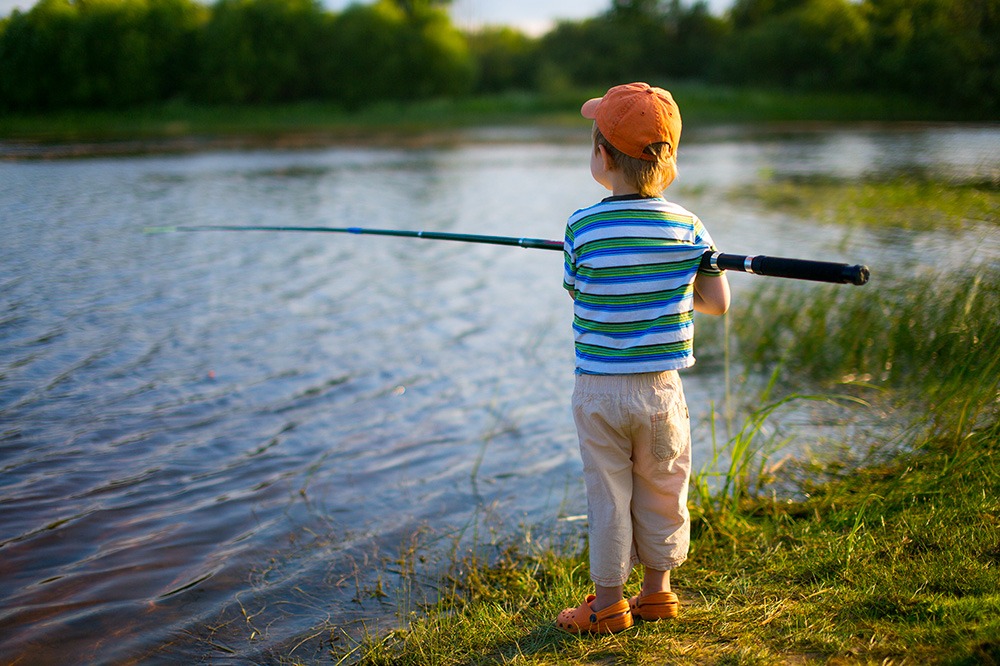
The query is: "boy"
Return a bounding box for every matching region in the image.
[557,82,731,634]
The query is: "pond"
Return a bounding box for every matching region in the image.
[1,123,997,663]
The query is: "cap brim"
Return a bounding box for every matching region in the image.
[580,97,602,119]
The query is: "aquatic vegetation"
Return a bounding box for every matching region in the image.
[730,268,1000,423]
[729,175,1000,230]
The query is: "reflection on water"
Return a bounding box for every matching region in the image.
[1,124,997,663]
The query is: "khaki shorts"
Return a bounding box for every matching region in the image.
[572,370,691,587]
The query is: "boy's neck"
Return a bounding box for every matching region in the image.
[611,185,641,196]
[604,168,640,197]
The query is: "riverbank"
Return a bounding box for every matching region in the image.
[339,285,999,665]
[329,177,1000,664]
[0,85,962,160]
[345,414,999,665]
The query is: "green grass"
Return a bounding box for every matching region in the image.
[313,172,999,664]
[325,265,1000,664]
[729,269,999,397]
[663,82,950,124]
[0,94,565,144]
[0,84,965,148]
[727,176,1000,231]
[334,414,999,665]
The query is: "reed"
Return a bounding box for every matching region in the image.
[689,369,868,535]
[729,267,1000,431]
[327,262,1000,664]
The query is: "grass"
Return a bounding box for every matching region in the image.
[0,94,569,143]
[0,84,967,149]
[309,170,999,665]
[332,419,1000,665]
[727,176,1000,231]
[729,269,999,398]
[328,266,999,664]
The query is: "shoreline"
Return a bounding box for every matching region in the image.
[3,86,990,161]
[5,118,996,162]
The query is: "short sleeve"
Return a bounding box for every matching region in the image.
[562,226,577,291]
[693,216,724,277]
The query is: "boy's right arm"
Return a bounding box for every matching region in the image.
[693,272,730,316]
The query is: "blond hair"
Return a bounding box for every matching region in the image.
[593,125,677,196]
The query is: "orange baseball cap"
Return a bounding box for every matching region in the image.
[581,82,681,161]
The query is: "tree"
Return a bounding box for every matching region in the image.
[537,0,728,87]
[466,27,538,93]
[195,0,331,103]
[0,0,204,110]
[718,0,869,89]
[144,0,208,101]
[399,2,474,98]
[0,0,84,109]
[323,0,471,108]
[863,0,999,111]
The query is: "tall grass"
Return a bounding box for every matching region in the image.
[326,261,1000,665]
[690,367,869,533]
[729,268,1000,431]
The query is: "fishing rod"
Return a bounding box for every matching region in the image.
[145,224,870,286]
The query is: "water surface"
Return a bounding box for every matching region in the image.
[1,123,997,663]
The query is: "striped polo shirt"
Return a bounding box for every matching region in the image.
[563,194,723,375]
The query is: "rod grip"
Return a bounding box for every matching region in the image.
[702,252,869,285]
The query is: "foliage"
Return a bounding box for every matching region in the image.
[466,26,538,93]
[537,0,727,87]
[718,0,871,88]
[0,0,996,116]
[323,0,472,109]
[863,0,1000,110]
[0,0,472,111]
[193,0,328,103]
[0,0,206,108]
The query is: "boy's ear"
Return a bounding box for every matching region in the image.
[597,143,615,171]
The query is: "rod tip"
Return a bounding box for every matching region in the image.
[143,226,178,234]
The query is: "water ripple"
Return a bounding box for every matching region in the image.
[1,126,997,663]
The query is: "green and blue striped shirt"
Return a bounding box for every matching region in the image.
[563,195,722,374]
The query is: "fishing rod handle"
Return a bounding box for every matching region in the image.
[701,252,870,285]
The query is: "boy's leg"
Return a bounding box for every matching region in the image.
[593,583,625,612]
[572,375,637,597]
[631,566,680,621]
[641,567,671,596]
[629,372,692,576]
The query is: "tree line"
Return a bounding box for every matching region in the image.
[1,0,996,116]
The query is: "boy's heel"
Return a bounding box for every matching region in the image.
[628,591,679,621]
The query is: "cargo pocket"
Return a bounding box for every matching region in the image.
[650,400,689,462]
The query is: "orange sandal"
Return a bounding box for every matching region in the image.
[555,595,633,634]
[627,591,679,621]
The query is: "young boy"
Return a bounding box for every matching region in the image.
[557,82,731,634]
